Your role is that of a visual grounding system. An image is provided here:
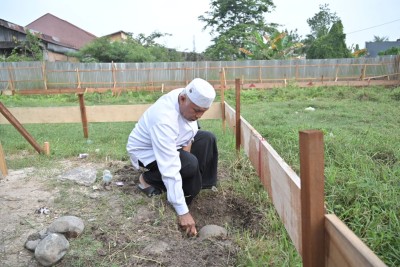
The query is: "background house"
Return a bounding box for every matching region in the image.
[26,13,97,50]
[1,13,99,62]
[102,31,129,42]
[0,18,79,61]
[365,39,400,57]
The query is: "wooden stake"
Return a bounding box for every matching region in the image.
[0,143,8,177]
[0,102,44,154]
[220,85,225,133]
[299,130,325,267]
[43,142,50,155]
[78,93,89,138]
[235,78,241,154]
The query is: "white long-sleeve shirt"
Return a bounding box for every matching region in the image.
[126,88,198,215]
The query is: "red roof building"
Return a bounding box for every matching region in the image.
[26,13,97,49]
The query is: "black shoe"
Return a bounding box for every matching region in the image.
[137,184,161,197]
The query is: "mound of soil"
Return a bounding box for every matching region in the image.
[0,160,264,267]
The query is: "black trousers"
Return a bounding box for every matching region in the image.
[140,130,218,205]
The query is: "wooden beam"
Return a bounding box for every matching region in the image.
[0,143,8,178]
[0,102,44,154]
[0,102,222,124]
[224,101,303,253]
[299,130,325,267]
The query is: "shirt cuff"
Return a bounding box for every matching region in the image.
[173,202,189,216]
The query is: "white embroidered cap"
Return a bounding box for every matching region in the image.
[184,78,216,108]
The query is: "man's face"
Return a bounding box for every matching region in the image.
[179,94,208,121]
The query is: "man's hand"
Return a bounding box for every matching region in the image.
[182,142,192,152]
[178,212,197,237]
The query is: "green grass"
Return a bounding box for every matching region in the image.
[223,85,400,266]
[1,85,399,266]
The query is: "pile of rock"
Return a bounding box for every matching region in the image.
[24,215,84,267]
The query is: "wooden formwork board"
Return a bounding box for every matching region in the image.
[224,102,302,254]
[325,214,387,267]
[0,102,222,124]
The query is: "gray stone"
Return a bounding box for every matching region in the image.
[198,224,227,240]
[48,216,84,238]
[34,233,69,267]
[25,239,40,251]
[142,241,169,255]
[38,228,48,239]
[57,167,97,186]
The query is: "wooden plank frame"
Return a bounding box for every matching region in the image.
[225,101,303,254]
[0,102,222,124]
[224,100,387,266]
[325,214,387,267]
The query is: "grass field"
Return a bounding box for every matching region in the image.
[1,85,399,266]
[223,85,400,266]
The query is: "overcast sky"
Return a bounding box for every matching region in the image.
[1,0,399,53]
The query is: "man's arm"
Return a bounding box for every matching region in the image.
[149,124,189,215]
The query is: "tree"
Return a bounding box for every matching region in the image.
[199,0,276,60]
[3,31,43,62]
[135,31,172,47]
[306,4,339,39]
[71,32,184,63]
[372,35,389,42]
[240,30,303,60]
[351,44,367,58]
[306,20,350,59]
[378,46,400,55]
[302,4,339,55]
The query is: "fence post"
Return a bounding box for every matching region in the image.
[76,68,81,89]
[7,66,15,94]
[112,62,117,95]
[235,78,241,154]
[335,65,339,82]
[219,68,226,88]
[299,130,325,267]
[42,62,47,90]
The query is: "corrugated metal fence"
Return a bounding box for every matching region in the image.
[0,55,399,92]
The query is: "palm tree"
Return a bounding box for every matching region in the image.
[372,35,389,42]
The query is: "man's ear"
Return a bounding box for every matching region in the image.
[180,93,188,103]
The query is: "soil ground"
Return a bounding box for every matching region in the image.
[0,159,264,267]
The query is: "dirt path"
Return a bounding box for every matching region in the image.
[0,159,263,266]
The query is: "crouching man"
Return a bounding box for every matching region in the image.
[126,78,218,236]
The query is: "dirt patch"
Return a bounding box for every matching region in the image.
[0,159,264,266]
